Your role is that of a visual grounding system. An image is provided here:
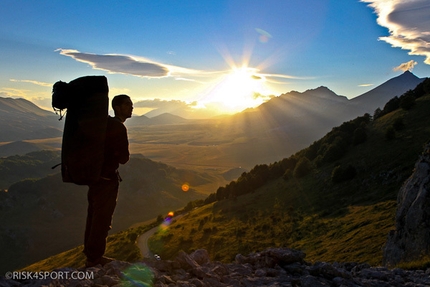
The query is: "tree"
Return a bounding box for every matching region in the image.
[400,94,415,110]
[156,214,164,223]
[382,96,400,115]
[352,127,367,145]
[293,157,313,178]
[374,108,382,120]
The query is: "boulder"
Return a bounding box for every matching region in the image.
[383,142,430,266]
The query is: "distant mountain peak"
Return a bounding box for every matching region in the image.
[314,86,340,94]
[398,70,420,80]
[350,70,425,112]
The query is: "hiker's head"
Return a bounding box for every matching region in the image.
[112,94,133,122]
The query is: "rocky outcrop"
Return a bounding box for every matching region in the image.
[2,247,430,287]
[383,142,430,267]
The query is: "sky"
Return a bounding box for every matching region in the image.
[1,0,430,118]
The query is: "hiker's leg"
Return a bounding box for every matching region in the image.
[83,179,119,262]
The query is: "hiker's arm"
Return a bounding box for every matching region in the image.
[117,126,129,164]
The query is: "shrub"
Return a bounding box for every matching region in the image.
[385,126,396,140]
[282,169,293,181]
[331,165,357,183]
[321,137,348,163]
[383,97,400,115]
[393,117,405,131]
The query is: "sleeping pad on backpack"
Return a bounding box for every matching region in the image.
[53,75,109,185]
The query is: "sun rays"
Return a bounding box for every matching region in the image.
[202,66,269,112]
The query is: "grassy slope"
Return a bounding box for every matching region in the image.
[148,95,430,266]
[23,222,157,272]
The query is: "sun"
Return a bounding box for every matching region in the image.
[202,65,270,113]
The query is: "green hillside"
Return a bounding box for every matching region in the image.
[0,150,60,189]
[148,82,430,266]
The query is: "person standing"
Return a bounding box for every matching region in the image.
[83,94,133,267]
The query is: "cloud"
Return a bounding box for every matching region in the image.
[56,48,311,90]
[134,98,190,109]
[252,92,274,101]
[393,60,418,71]
[358,83,374,87]
[57,49,170,77]
[362,0,430,64]
[57,49,224,81]
[133,98,199,118]
[10,79,51,87]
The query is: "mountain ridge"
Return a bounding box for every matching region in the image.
[0,97,62,142]
[128,112,188,126]
[0,97,54,117]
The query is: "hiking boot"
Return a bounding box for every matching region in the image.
[85,256,114,268]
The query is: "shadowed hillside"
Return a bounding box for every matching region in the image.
[0,150,61,188]
[0,155,220,273]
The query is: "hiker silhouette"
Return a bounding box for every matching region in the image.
[83,94,133,267]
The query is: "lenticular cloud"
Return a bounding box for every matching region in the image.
[362,0,430,65]
[57,49,170,78]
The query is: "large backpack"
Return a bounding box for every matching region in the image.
[52,75,109,185]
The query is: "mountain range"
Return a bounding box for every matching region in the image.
[0,71,424,166]
[209,71,425,166]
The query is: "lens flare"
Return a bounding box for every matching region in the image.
[182,183,190,192]
[121,263,154,287]
[158,216,172,235]
[255,28,272,43]
[168,211,174,217]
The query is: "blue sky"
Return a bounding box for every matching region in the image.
[1,0,429,118]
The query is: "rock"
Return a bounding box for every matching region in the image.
[190,249,210,265]
[175,250,200,270]
[383,142,430,267]
[2,247,430,286]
